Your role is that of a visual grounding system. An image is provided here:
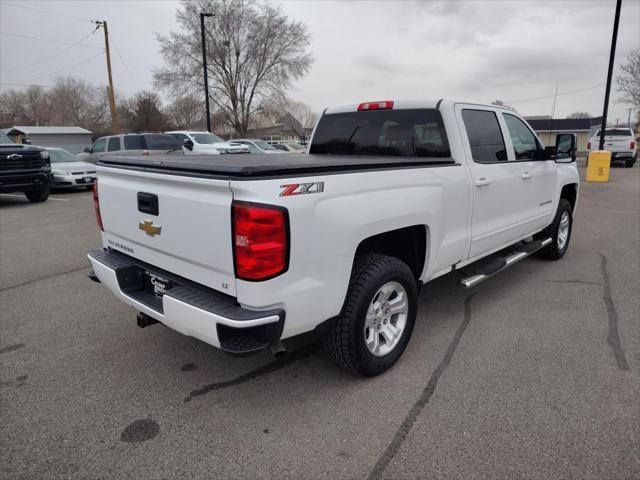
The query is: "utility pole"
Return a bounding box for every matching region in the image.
[599,0,622,150]
[95,20,118,133]
[200,12,215,133]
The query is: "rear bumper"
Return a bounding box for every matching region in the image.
[88,248,284,353]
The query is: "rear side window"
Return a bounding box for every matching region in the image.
[107,137,121,152]
[124,135,144,150]
[143,134,182,150]
[310,109,450,158]
[461,110,507,163]
[503,114,538,160]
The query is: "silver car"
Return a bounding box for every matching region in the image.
[233,139,283,154]
[47,147,96,190]
[77,133,184,164]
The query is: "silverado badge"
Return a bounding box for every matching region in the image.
[139,220,162,237]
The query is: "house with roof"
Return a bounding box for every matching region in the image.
[525,116,603,154]
[3,126,93,154]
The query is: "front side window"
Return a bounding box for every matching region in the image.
[254,140,276,151]
[503,114,538,160]
[461,110,506,163]
[310,108,450,158]
[92,138,106,153]
[107,137,121,152]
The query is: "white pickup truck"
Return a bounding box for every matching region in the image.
[587,127,637,168]
[88,100,579,376]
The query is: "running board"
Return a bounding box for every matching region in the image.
[458,238,552,289]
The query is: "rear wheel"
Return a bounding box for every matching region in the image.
[25,185,50,203]
[625,158,635,168]
[535,199,573,260]
[323,254,417,376]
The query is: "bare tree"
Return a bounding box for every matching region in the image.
[166,95,206,130]
[48,77,109,132]
[616,49,640,109]
[154,0,313,134]
[122,91,169,132]
[566,112,592,119]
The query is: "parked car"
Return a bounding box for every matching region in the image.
[0,130,51,202]
[77,133,184,164]
[272,143,306,153]
[166,131,250,155]
[232,139,282,154]
[587,127,637,167]
[47,147,96,190]
[88,99,579,376]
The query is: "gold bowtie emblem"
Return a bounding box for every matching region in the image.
[139,220,162,237]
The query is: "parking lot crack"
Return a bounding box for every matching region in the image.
[184,343,320,402]
[599,252,629,371]
[0,343,25,355]
[0,266,89,293]
[368,293,476,480]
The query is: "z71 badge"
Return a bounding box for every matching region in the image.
[280,182,324,197]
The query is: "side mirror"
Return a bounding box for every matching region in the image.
[22,138,32,145]
[555,133,576,163]
[84,147,92,153]
[183,139,194,151]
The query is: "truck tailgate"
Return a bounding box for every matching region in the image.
[602,135,632,152]
[97,165,236,296]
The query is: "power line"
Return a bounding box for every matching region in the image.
[4,29,100,73]
[24,51,104,83]
[506,84,606,104]
[0,82,54,88]
[1,1,94,23]
[109,34,139,90]
[0,31,102,49]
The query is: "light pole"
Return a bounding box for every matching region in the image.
[200,12,215,133]
[598,0,622,150]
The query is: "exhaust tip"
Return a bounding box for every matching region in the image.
[271,341,287,357]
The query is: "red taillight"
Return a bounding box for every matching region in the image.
[631,141,636,150]
[357,100,394,111]
[233,203,288,281]
[587,141,591,150]
[93,180,103,231]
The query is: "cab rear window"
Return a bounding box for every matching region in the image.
[310,109,450,158]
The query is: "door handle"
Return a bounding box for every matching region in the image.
[521,171,533,180]
[475,177,491,187]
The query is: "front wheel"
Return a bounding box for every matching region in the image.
[535,199,573,260]
[323,254,417,376]
[25,185,50,203]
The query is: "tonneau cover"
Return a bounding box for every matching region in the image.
[98,153,455,178]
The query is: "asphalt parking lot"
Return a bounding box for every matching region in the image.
[1,164,639,480]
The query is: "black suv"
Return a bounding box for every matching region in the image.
[0,131,52,202]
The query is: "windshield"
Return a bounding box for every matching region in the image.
[0,131,14,144]
[310,108,451,158]
[254,140,276,150]
[191,133,224,144]
[49,149,78,163]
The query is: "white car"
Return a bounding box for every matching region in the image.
[587,127,637,167]
[166,131,250,155]
[47,147,96,190]
[88,99,579,376]
[232,139,283,154]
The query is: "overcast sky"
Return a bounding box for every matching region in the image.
[1,0,639,123]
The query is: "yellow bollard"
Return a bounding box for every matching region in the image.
[586,150,612,182]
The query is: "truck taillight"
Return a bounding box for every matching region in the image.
[587,141,591,150]
[357,100,394,111]
[233,202,288,281]
[631,141,636,150]
[93,180,104,231]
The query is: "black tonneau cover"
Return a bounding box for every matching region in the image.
[98,153,456,179]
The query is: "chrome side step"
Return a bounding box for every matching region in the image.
[458,238,552,289]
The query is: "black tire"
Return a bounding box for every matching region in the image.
[322,254,417,376]
[25,185,50,203]
[625,158,635,168]
[535,199,573,260]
